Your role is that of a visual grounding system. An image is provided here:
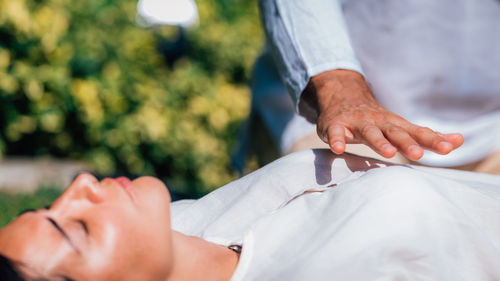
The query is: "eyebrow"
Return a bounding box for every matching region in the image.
[17,205,50,217]
[17,208,36,217]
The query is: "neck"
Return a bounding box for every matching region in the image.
[166,231,239,281]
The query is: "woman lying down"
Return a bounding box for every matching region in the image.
[1,149,499,281]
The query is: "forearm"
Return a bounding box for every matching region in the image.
[258,0,363,112]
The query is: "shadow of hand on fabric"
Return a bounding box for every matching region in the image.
[312,149,397,185]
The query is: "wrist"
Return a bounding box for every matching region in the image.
[310,69,365,96]
[301,69,372,118]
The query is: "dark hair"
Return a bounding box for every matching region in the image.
[0,254,25,281]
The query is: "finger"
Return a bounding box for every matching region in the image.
[360,124,397,158]
[327,124,346,154]
[409,126,453,155]
[344,127,355,142]
[440,133,464,149]
[383,125,424,160]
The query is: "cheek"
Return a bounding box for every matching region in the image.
[68,219,136,280]
[75,208,133,269]
[80,211,172,281]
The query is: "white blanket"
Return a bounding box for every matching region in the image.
[171,149,500,280]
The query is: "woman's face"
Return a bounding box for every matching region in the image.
[0,173,174,281]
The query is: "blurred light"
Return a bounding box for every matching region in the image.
[136,0,199,28]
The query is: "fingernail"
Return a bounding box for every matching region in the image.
[332,142,343,149]
[381,144,392,151]
[408,145,421,154]
[437,141,452,150]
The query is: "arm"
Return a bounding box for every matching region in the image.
[259,0,463,160]
[258,0,362,115]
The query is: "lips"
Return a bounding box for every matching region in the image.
[115,177,135,202]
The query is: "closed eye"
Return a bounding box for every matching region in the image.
[78,220,89,234]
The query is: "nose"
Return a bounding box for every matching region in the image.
[65,173,105,204]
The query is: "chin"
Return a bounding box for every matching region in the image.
[132,176,172,226]
[133,176,171,201]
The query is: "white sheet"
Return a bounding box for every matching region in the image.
[171,149,500,280]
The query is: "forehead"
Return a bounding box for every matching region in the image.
[0,213,73,275]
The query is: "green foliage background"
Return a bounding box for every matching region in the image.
[0,0,263,195]
[0,188,61,227]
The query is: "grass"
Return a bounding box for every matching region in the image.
[0,188,62,227]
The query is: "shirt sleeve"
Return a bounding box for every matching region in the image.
[259,0,364,118]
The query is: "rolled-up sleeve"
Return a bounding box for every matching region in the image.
[259,0,363,114]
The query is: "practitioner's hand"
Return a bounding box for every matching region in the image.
[309,70,464,161]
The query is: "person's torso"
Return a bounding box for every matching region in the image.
[172,160,500,280]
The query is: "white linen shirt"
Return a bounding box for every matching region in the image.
[171,150,500,280]
[258,0,500,166]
